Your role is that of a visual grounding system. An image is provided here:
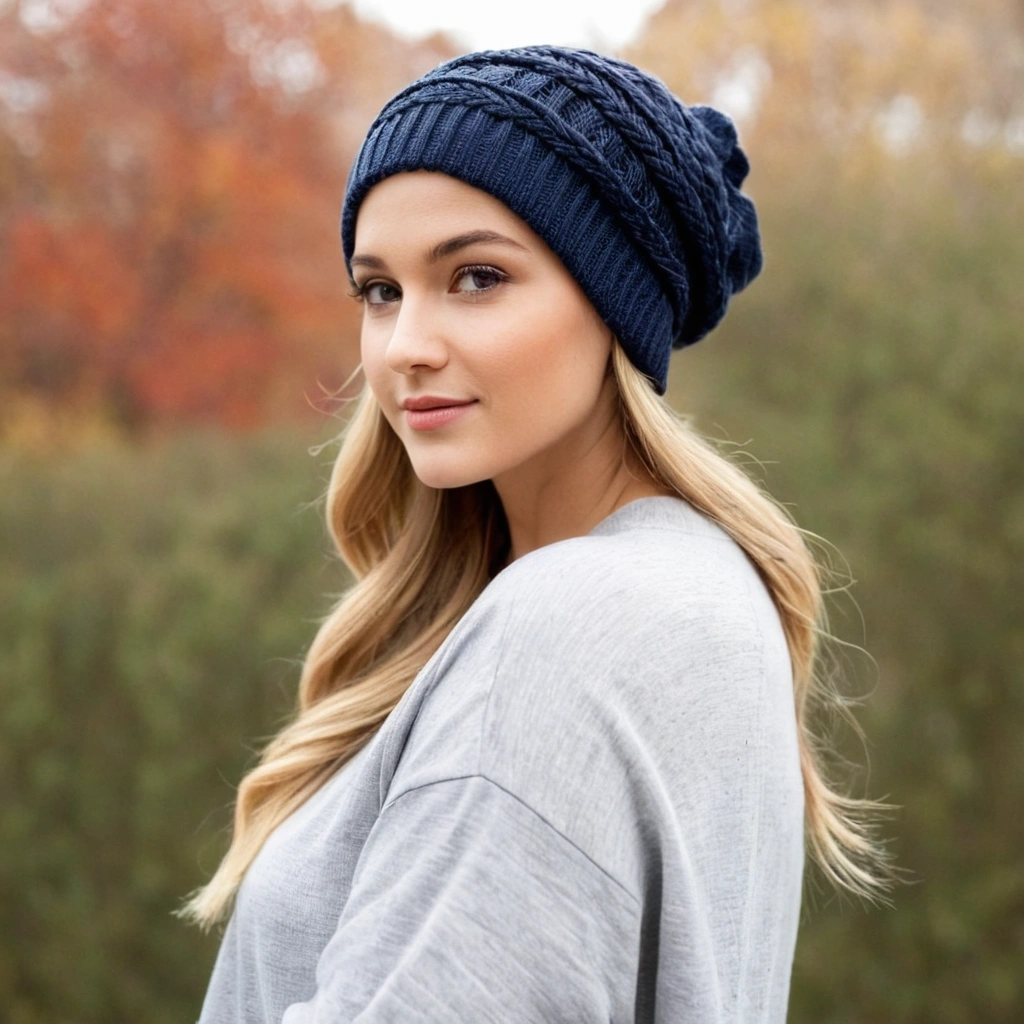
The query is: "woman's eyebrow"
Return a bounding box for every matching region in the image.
[350,230,529,270]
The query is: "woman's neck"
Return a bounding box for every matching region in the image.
[492,400,672,563]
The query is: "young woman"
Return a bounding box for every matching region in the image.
[188,45,888,1023]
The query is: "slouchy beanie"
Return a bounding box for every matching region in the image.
[340,45,763,394]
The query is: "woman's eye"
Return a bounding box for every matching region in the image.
[453,266,506,294]
[356,268,505,307]
[364,281,400,305]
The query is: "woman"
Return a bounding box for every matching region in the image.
[188,45,888,1023]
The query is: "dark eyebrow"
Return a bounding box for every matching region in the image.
[349,230,529,271]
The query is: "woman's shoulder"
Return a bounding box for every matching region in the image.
[388,496,790,789]
[381,495,800,896]
[482,495,774,643]
[467,495,794,780]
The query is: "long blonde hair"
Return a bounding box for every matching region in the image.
[182,340,890,928]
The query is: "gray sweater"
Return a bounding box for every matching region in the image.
[198,496,804,1023]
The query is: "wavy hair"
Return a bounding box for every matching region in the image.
[182,340,890,928]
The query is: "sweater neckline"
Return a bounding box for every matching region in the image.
[586,494,706,538]
[495,495,714,579]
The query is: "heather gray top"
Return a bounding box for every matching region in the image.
[198,496,805,1024]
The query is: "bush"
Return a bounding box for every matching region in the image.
[0,429,346,1023]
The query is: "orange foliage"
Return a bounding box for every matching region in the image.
[0,0,456,434]
[625,0,1024,190]
[3,0,1019,435]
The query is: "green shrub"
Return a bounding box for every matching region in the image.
[0,429,347,1023]
[674,172,1024,1022]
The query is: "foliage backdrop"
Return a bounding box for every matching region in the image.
[1,0,1021,1020]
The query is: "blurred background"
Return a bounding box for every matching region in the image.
[1,0,1021,1020]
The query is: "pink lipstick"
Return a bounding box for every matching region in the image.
[401,396,478,431]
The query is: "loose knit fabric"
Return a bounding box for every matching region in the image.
[197,496,805,1024]
[340,46,763,393]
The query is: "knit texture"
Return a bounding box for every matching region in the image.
[341,46,763,393]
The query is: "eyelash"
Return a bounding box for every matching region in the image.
[348,265,509,305]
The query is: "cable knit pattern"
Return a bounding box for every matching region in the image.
[341,45,763,393]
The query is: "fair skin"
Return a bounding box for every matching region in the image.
[351,170,671,562]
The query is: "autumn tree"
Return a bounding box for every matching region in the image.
[627,0,1024,185]
[0,0,455,436]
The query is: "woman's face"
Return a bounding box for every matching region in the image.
[351,171,615,491]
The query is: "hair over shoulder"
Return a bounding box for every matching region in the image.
[180,341,892,929]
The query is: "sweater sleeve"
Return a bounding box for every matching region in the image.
[280,773,640,1024]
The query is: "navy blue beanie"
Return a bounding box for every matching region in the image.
[340,45,763,394]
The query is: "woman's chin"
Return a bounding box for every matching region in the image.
[408,458,492,492]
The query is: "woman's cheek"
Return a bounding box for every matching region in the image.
[360,337,390,405]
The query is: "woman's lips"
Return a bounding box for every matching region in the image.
[404,401,478,431]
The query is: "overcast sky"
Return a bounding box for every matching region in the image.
[345,0,667,52]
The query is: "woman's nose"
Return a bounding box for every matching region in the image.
[384,297,449,375]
